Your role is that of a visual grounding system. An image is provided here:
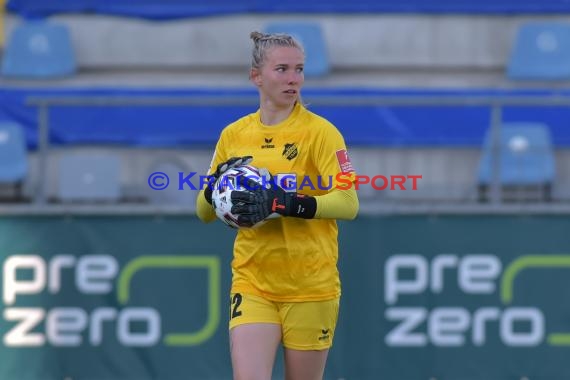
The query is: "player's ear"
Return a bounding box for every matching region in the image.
[250,68,262,87]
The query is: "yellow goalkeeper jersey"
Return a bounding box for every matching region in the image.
[208,102,355,302]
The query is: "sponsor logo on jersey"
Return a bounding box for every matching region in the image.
[261,137,275,149]
[282,143,298,160]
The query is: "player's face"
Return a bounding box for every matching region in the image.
[252,46,304,108]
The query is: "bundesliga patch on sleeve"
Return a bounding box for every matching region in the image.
[336,149,355,173]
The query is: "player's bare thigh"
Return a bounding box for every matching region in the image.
[284,347,329,380]
[230,323,281,380]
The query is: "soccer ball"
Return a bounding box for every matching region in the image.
[211,165,271,229]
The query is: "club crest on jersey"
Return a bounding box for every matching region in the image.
[261,137,275,149]
[282,143,298,160]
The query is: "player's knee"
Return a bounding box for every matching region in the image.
[232,365,272,380]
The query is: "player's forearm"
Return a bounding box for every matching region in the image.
[314,188,359,220]
[196,190,217,223]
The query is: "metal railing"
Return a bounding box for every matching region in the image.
[21,94,570,214]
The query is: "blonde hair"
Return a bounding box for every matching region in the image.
[249,31,304,70]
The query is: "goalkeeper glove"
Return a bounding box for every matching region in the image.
[230,172,316,225]
[203,156,253,204]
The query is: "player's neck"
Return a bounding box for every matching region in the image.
[259,101,295,126]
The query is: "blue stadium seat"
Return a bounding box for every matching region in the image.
[507,22,570,80]
[0,122,28,199]
[1,20,76,78]
[58,153,121,202]
[264,22,330,78]
[477,123,555,200]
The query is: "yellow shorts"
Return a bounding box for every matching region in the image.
[228,293,339,351]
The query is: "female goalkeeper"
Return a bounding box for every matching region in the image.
[196,31,359,380]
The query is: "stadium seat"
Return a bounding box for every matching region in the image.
[264,22,330,78]
[507,22,570,80]
[0,122,28,200]
[145,157,196,208]
[1,20,76,78]
[477,123,555,201]
[57,152,121,202]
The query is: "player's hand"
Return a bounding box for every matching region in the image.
[212,156,253,180]
[203,156,253,204]
[230,171,296,225]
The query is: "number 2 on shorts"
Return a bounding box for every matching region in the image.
[231,293,243,319]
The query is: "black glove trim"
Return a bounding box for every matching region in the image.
[288,195,317,219]
[204,185,213,204]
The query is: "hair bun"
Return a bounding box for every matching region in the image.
[250,31,265,43]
